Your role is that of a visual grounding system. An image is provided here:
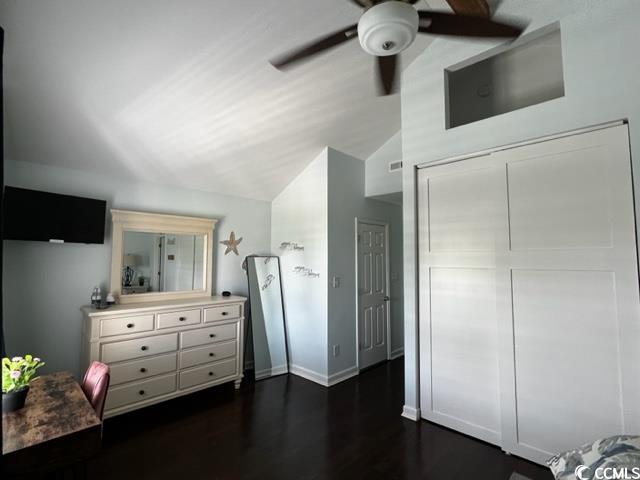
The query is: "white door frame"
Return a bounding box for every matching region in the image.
[355,217,392,370]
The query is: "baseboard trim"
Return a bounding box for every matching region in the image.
[390,347,404,360]
[327,366,359,386]
[289,364,329,386]
[255,364,288,380]
[289,364,360,387]
[401,405,421,421]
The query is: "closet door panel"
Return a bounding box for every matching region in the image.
[508,148,612,250]
[418,157,508,447]
[496,124,640,464]
[511,269,623,457]
[431,267,501,440]
[429,166,504,252]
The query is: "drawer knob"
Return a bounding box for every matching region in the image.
[139,390,145,395]
[209,334,216,338]
[209,353,214,357]
[127,323,135,328]
[179,316,187,321]
[141,346,148,351]
[140,368,147,373]
[222,312,228,316]
[208,372,214,376]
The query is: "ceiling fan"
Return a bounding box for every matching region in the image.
[270,0,525,95]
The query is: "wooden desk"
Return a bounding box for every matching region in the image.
[2,371,102,477]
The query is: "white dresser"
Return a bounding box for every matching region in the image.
[81,296,245,418]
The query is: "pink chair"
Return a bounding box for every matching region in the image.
[81,361,110,420]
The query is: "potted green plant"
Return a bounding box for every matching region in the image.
[2,355,45,412]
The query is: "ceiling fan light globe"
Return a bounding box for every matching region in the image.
[358,1,419,57]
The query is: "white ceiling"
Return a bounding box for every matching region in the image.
[1,0,435,201]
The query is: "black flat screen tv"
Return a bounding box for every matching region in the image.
[3,186,106,244]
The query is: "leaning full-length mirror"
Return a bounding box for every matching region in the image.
[246,256,288,380]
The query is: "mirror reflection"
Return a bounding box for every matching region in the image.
[246,256,288,380]
[121,231,205,294]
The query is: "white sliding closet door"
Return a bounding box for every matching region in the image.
[418,154,508,446]
[418,124,640,465]
[496,125,640,463]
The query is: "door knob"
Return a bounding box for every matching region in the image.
[383,296,390,301]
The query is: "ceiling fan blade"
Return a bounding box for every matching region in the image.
[418,11,524,38]
[270,24,358,70]
[445,0,491,18]
[377,55,398,96]
[349,0,375,8]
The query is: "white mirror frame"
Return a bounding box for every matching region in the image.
[110,209,217,304]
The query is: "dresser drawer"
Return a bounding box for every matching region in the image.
[180,341,237,369]
[204,304,241,323]
[180,323,237,349]
[157,309,201,329]
[106,374,176,410]
[179,358,237,390]
[101,333,178,363]
[110,353,177,386]
[100,314,154,338]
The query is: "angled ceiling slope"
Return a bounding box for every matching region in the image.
[1,0,433,201]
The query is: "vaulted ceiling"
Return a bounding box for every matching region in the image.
[1,0,434,201]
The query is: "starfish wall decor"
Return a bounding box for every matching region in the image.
[220,231,243,256]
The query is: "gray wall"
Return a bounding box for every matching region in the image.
[271,147,404,384]
[327,148,404,377]
[365,131,403,197]
[3,159,271,377]
[447,28,564,128]
[270,149,329,379]
[401,0,640,416]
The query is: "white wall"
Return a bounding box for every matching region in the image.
[271,147,404,385]
[271,149,329,380]
[3,159,271,377]
[327,148,404,378]
[401,0,640,418]
[365,131,403,198]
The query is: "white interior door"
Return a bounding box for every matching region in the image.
[418,124,640,464]
[358,221,389,370]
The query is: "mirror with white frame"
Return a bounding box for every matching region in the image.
[110,210,217,304]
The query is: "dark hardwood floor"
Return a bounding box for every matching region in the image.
[89,359,552,480]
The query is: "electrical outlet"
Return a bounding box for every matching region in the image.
[332,276,340,288]
[333,345,340,357]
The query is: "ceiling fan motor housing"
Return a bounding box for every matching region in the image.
[358,1,419,56]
